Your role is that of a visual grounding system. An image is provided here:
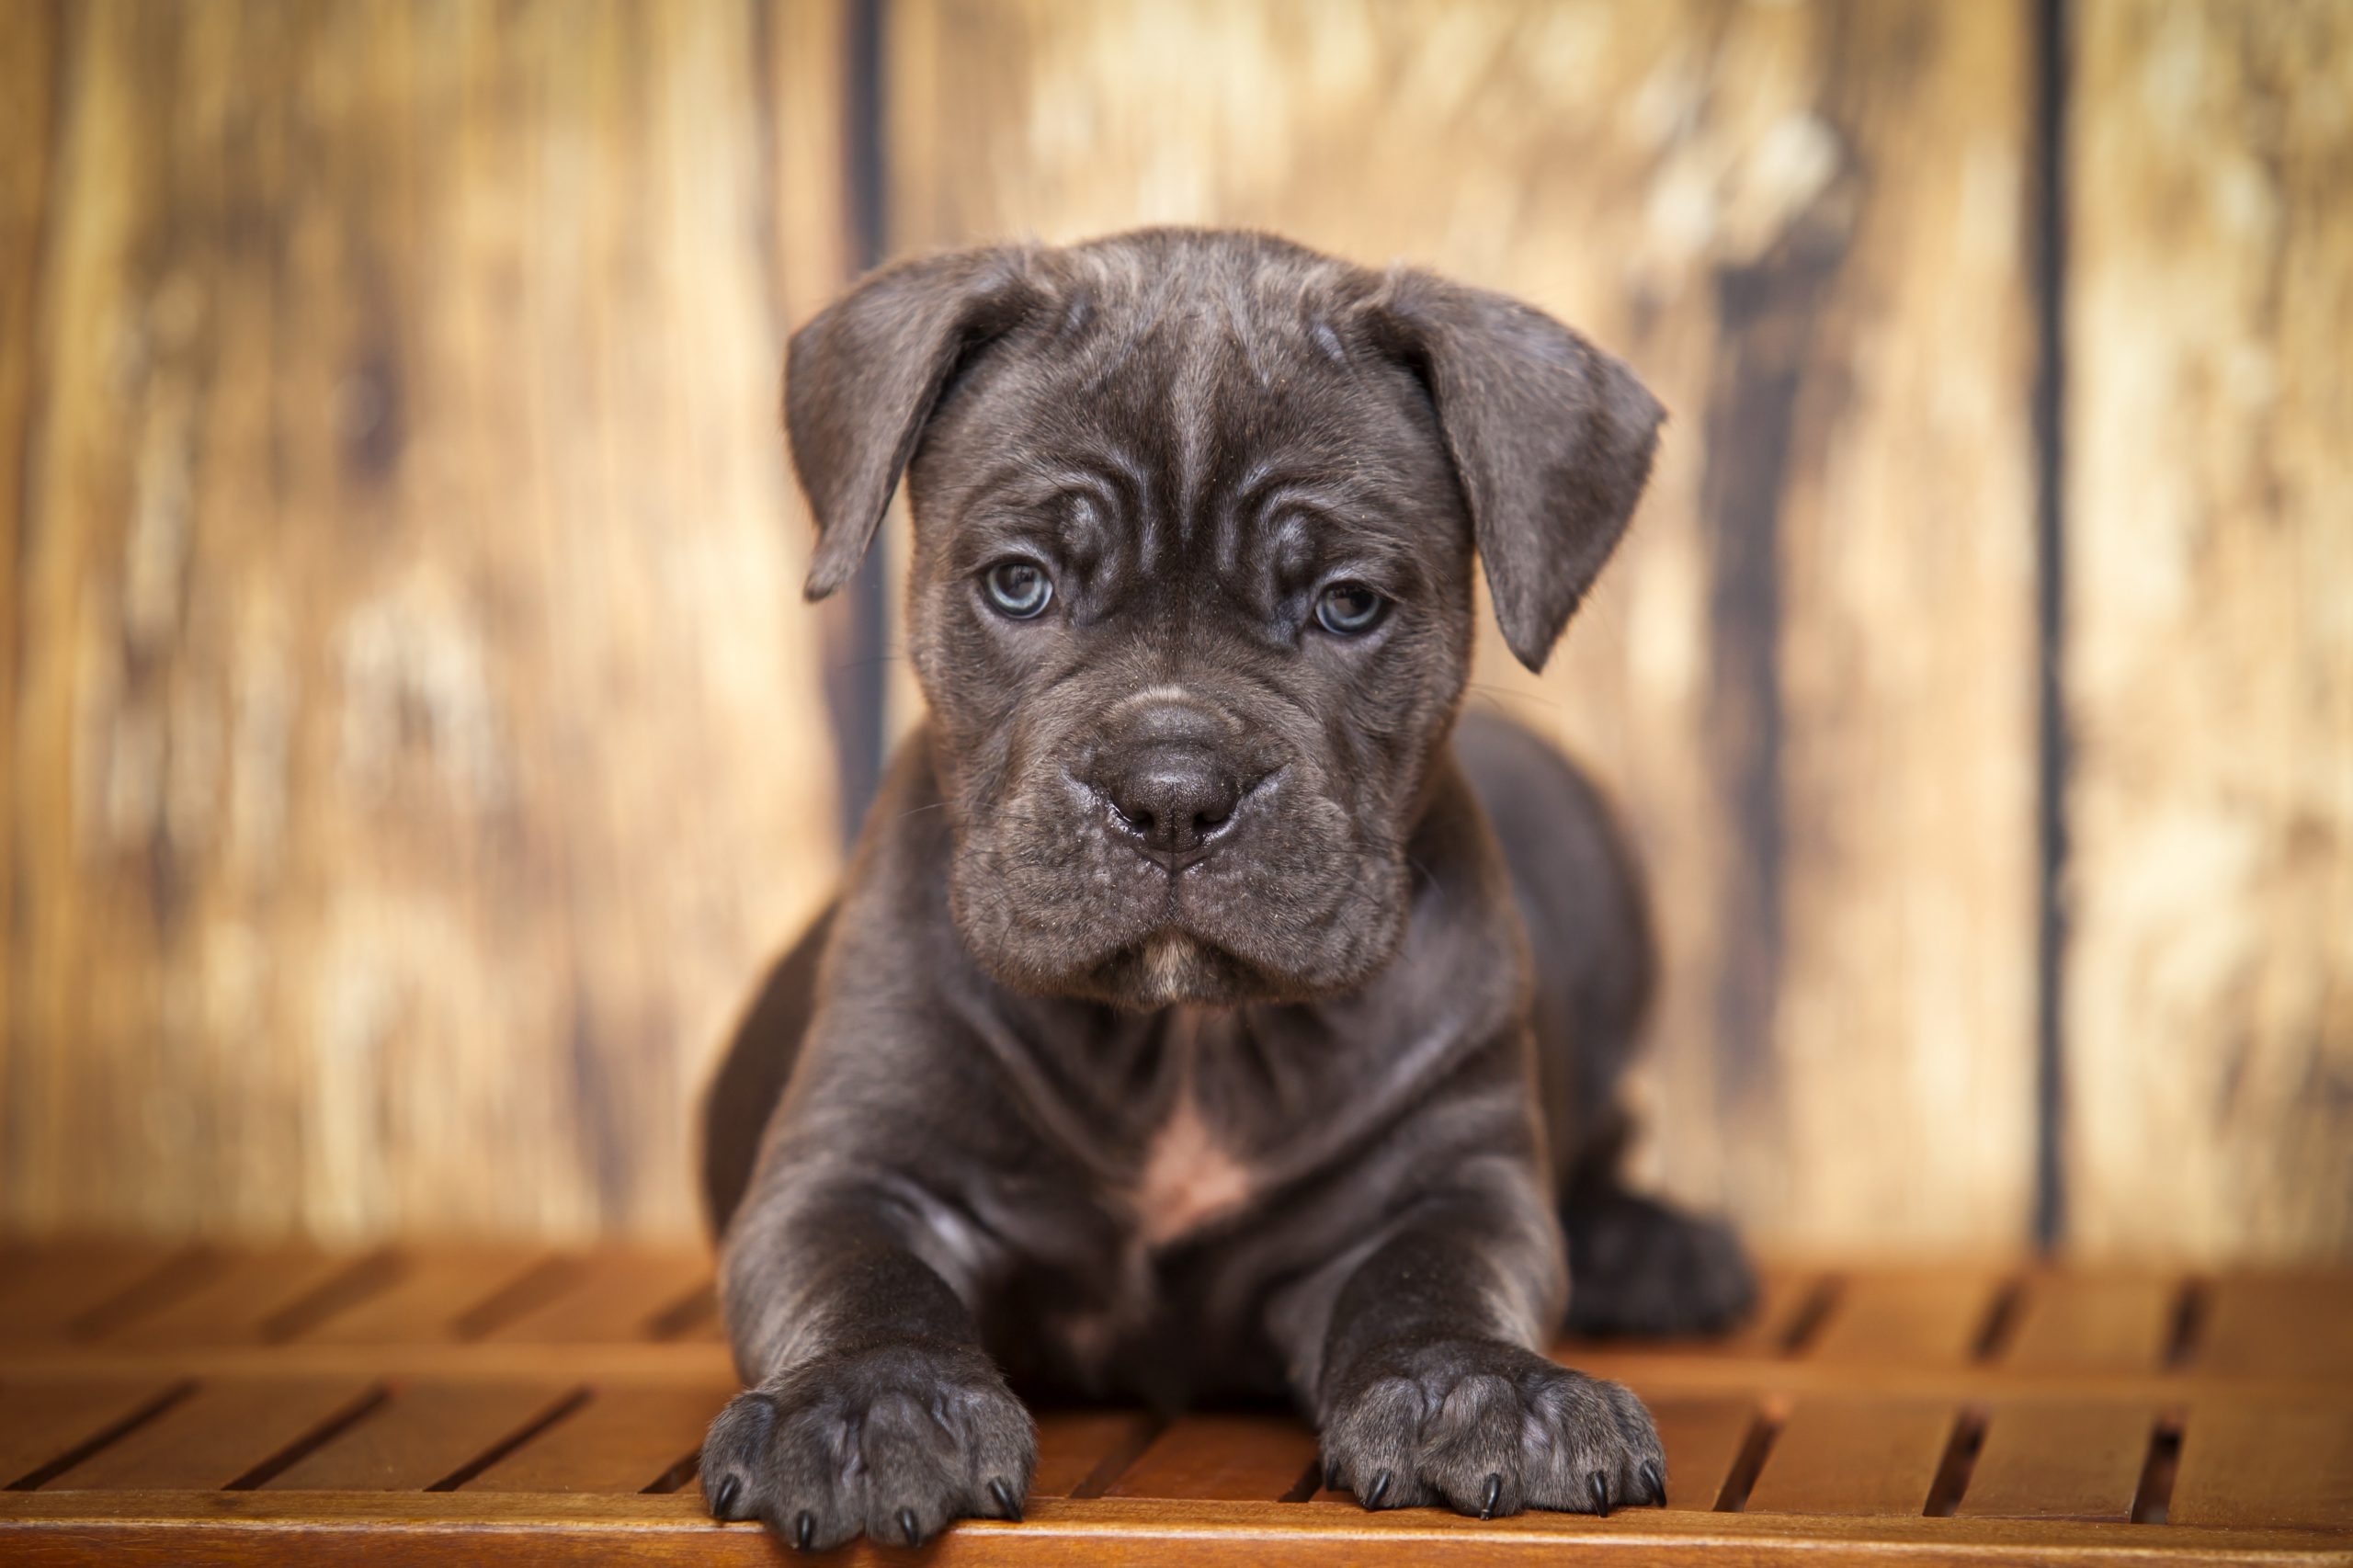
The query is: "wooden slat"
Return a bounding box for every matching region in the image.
[40,1376,375,1490]
[1033,1410,1155,1500]
[0,1378,184,1487]
[1959,1399,2153,1520]
[263,1380,572,1492]
[2063,0,2353,1263]
[296,1249,552,1345]
[1648,1396,1758,1511]
[1107,1415,1319,1503]
[460,1384,730,1494]
[476,1253,713,1345]
[1744,1397,1953,1516]
[97,1251,382,1348]
[1807,1272,2002,1365]
[2003,1275,2176,1371]
[2170,1403,2353,1529]
[2199,1275,2353,1381]
[0,1245,203,1342]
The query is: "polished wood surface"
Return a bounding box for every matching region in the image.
[1,1244,2348,1562]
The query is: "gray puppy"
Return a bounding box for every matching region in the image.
[699,229,1753,1551]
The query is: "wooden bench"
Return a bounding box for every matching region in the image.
[1,1244,2347,1562]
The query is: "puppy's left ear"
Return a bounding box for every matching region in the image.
[1370,271,1664,672]
[787,245,1042,600]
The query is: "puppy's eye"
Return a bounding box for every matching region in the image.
[1314,581,1389,636]
[982,559,1053,619]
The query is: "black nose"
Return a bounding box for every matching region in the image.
[1095,744,1244,869]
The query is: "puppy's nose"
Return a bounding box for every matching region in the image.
[1096,745,1243,869]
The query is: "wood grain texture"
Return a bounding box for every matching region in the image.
[2171,1403,2353,1529]
[0,1377,185,1489]
[2063,0,2353,1262]
[886,0,2037,1254]
[1106,1415,1318,1503]
[261,1378,572,1492]
[1958,1398,2153,1521]
[40,1376,377,1490]
[2002,1273,2175,1372]
[1742,1395,1952,1516]
[457,1382,728,1494]
[3,1493,2347,1568]
[0,0,846,1245]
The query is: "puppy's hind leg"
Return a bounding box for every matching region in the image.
[1562,1155,1756,1339]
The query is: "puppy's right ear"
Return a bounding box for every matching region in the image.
[787,246,1041,600]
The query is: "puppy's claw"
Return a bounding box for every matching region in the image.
[1365,1470,1392,1509]
[1324,1459,1340,1492]
[899,1507,920,1547]
[793,1512,814,1552]
[709,1475,740,1520]
[1590,1473,1611,1517]
[1480,1473,1502,1520]
[1640,1460,1665,1506]
[990,1478,1022,1522]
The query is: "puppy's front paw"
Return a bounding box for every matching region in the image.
[1321,1337,1663,1518]
[700,1339,1034,1550]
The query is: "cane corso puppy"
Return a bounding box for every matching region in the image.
[698,228,1753,1551]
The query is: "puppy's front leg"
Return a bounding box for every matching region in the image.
[1302,1179,1665,1518]
[700,1176,1033,1551]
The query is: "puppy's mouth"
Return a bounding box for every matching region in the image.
[946,756,1406,1008]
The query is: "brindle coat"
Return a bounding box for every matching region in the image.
[699,230,1753,1552]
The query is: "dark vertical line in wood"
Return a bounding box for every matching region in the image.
[222,1383,393,1490]
[643,1279,721,1342]
[424,1386,594,1493]
[2128,1410,2184,1525]
[1711,1406,1780,1513]
[818,0,891,847]
[2162,1276,2209,1369]
[1065,1414,1165,1501]
[449,1254,581,1341]
[1698,146,1855,1113]
[257,1247,404,1343]
[64,1246,221,1341]
[2029,0,2073,1255]
[1970,1274,2027,1362]
[643,1448,702,1494]
[4,1381,196,1491]
[1276,1454,1325,1504]
[1922,1405,1988,1517]
[1777,1273,1844,1357]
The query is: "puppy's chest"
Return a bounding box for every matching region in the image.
[1044,1082,1268,1392]
[1131,1091,1255,1246]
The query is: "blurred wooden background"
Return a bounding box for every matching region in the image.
[0,0,2344,1261]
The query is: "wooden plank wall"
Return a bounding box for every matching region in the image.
[0,0,2344,1261]
[0,0,848,1243]
[889,0,2043,1252]
[2063,0,2353,1257]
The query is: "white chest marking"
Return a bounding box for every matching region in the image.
[1135,1092,1253,1246]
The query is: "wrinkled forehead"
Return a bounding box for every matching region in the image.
[912,248,1460,550]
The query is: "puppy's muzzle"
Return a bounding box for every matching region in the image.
[1091,743,1254,871]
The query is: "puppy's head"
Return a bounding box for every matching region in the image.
[790,230,1659,1008]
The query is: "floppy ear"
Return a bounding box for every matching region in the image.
[1371,271,1665,672]
[786,245,1042,600]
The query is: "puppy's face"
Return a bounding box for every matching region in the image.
[789,231,1661,1008]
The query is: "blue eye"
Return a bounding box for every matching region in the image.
[1314,581,1388,635]
[983,560,1053,619]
